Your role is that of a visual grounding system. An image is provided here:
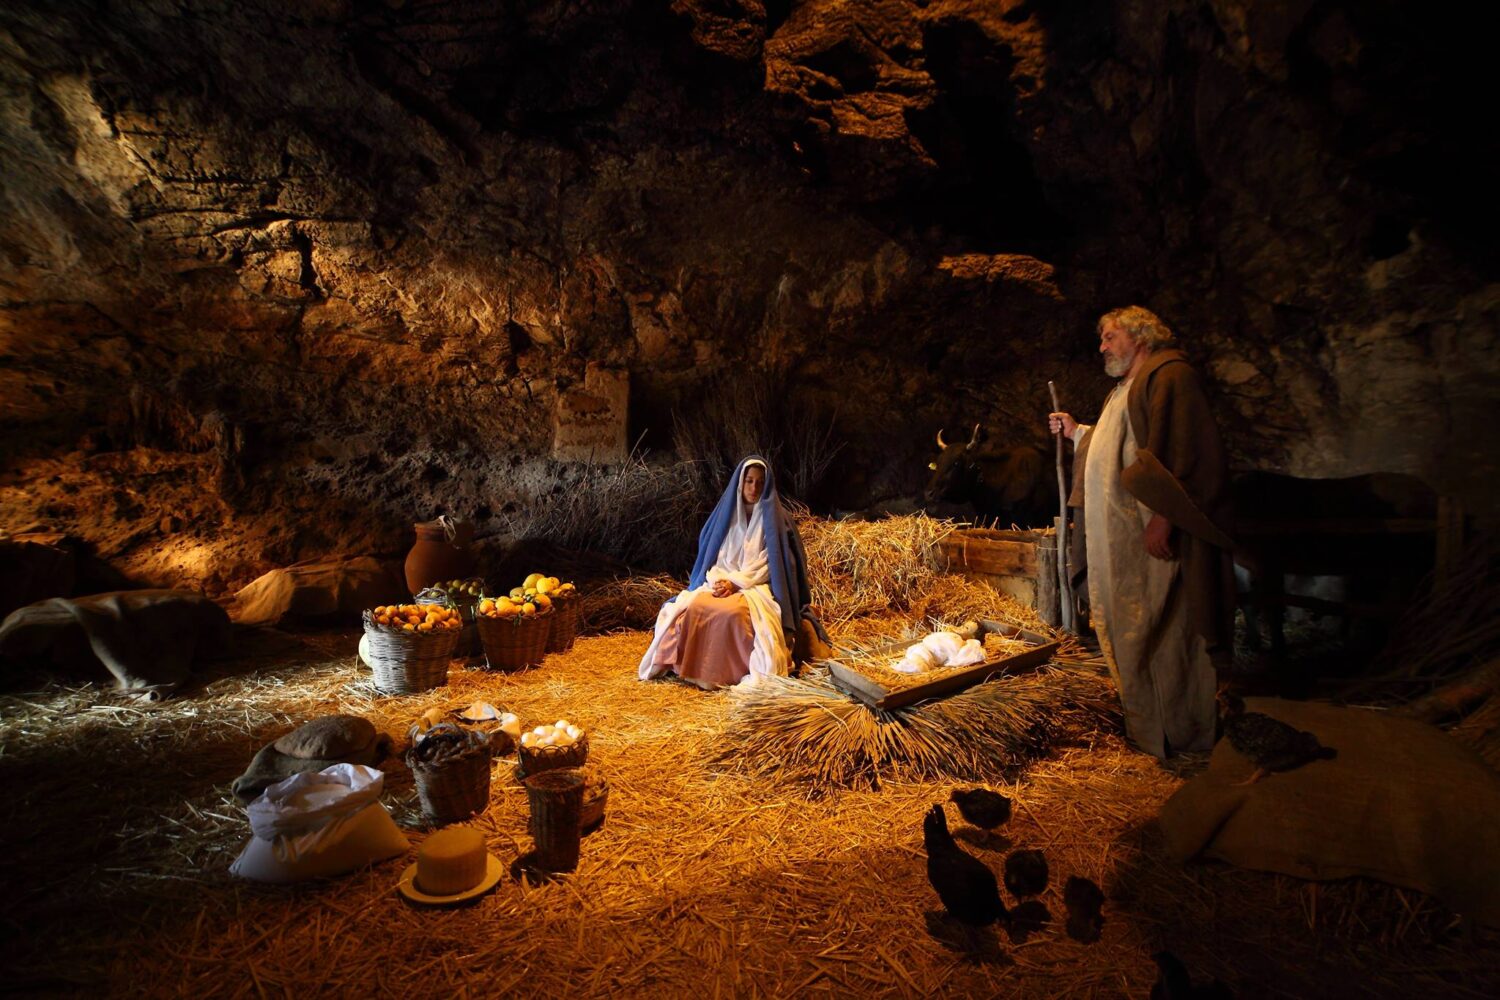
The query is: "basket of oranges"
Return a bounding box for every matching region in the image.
[523,574,581,653]
[362,602,463,693]
[474,587,553,672]
[418,579,486,659]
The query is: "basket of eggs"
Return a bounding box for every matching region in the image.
[362,602,464,694]
[475,587,553,672]
[516,719,589,779]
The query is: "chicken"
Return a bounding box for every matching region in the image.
[1006,900,1050,943]
[950,787,1012,832]
[1217,691,1337,784]
[1150,950,1233,999]
[1063,876,1105,943]
[923,804,1007,927]
[1003,848,1048,898]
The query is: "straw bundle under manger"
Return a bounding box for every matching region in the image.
[712,662,1118,792]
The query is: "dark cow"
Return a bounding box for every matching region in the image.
[923,425,1056,529]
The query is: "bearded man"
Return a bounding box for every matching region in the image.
[1049,306,1235,758]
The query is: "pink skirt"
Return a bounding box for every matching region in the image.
[652,590,755,690]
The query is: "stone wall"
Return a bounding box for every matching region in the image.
[0,0,1493,588]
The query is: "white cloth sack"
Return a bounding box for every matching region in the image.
[230,763,408,883]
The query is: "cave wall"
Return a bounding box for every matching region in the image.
[1,0,1494,589]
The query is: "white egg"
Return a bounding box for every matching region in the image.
[533,726,549,736]
[554,720,569,730]
[553,732,574,747]
[566,725,581,739]
[521,733,535,748]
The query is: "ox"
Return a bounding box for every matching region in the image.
[923,424,1056,529]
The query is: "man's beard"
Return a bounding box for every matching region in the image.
[1103,350,1132,377]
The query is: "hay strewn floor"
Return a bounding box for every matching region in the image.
[2,625,1497,999]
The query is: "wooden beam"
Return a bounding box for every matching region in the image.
[937,535,1038,577]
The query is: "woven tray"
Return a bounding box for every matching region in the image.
[476,608,553,672]
[545,594,582,653]
[516,732,590,780]
[362,612,461,694]
[406,724,493,824]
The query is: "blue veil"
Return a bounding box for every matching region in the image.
[685,455,823,640]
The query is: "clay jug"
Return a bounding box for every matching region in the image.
[404,517,475,596]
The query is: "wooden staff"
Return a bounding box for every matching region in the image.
[1047,381,1076,632]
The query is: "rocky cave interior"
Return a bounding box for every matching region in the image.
[4,0,1495,599]
[2,0,1498,996]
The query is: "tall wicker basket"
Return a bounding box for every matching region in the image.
[476,608,553,672]
[545,594,582,653]
[406,724,493,824]
[362,612,460,694]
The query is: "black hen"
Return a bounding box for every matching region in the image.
[1003,849,1048,898]
[950,787,1012,831]
[1151,950,1233,999]
[923,804,1007,926]
[1063,876,1105,943]
[1218,691,1336,784]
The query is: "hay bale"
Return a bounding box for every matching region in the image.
[713,664,1118,792]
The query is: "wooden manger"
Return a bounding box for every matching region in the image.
[825,619,1061,710]
[936,527,1064,627]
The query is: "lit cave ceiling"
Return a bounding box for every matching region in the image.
[1,0,1495,591]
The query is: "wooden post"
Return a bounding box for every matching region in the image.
[1036,532,1060,628]
[1047,382,1076,633]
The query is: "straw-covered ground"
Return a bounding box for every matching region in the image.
[1,516,1497,998]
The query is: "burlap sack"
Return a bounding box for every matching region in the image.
[0,590,231,694]
[232,556,404,626]
[1159,697,1500,926]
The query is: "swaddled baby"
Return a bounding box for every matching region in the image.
[891,631,986,674]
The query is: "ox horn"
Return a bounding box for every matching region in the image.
[936,428,947,449]
[967,424,981,447]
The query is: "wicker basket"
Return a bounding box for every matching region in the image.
[406,724,493,824]
[414,583,484,661]
[362,611,461,694]
[476,608,553,672]
[528,766,608,835]
[516,731,589,780]
[544,594,582,653]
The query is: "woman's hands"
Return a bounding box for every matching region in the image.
[711,579,741,598]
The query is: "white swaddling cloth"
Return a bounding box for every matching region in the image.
[890,632,986,673]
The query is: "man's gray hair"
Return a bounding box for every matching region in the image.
[1099,305,1177,352]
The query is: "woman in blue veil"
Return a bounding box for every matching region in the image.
[638,456,827,688]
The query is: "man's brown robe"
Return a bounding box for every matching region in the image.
[1069,348,1237,672]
